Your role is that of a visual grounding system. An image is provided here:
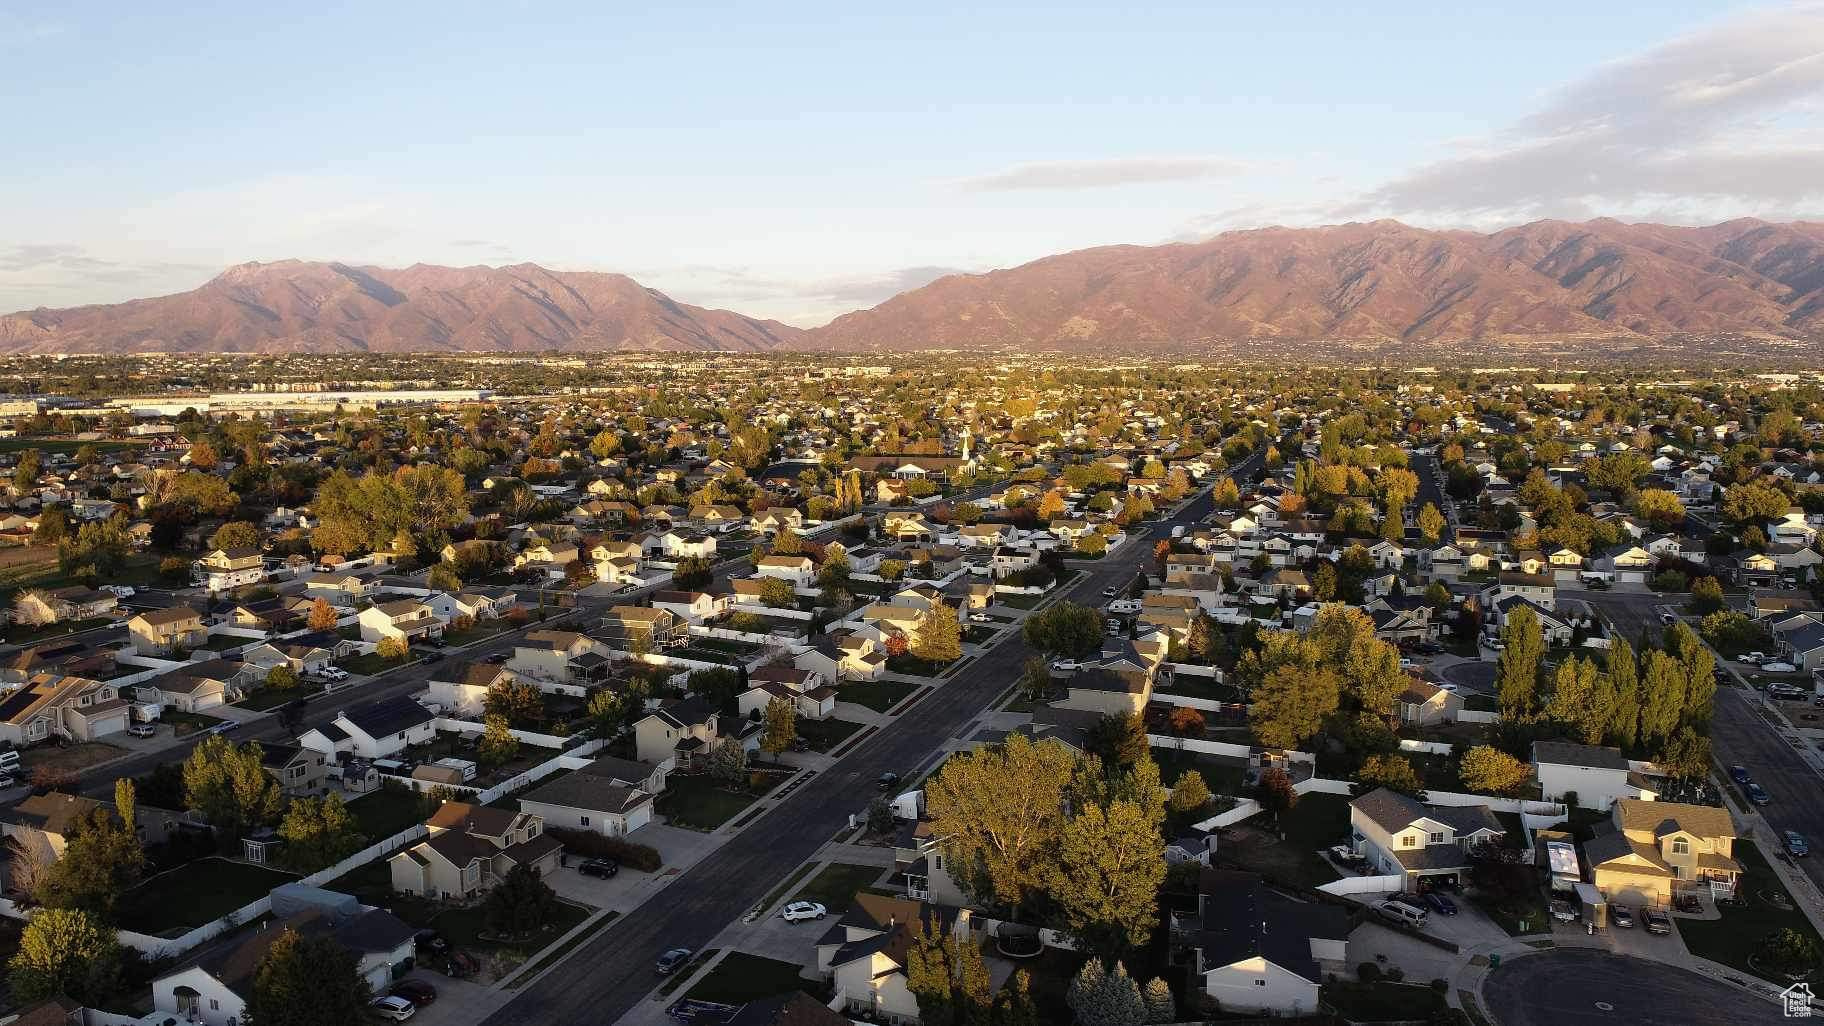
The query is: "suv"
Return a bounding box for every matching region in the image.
[876,772,901,793]
[1609,904,1635,928]
[1373,900,1426,928]
[1643,908,1672,935]
[579,858,620,879]
[371,996,417,1022]
[655,948,693,975]
[126,723,157,738]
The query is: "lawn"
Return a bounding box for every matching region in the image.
[443,620,513,647]
[235,685,308,711]
[886,653,955,677]
[157,710,225,737]
[685,952,813,1005]
[116,858,299,935]
[1217,792,1349,890]
[325,859,397,907]
[1,615,119,646]
[0,437,140,455]
[1471,889,1549,937]
[790,862,887,913]
[1278,792,1352,850]
[337,652,411,676]
[347,786,431,841]
[1154,748,1246,796]
[839,679,917,712]
[1156,675,1241,703]
[20,740,126,774]
[1679,839,1824,983]
[430,897,591,957]
[1322,981,1447,1021]
[793,717,865,753]
[658,773,771,830]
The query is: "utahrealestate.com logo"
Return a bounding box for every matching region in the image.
[1785,982,1815,1018]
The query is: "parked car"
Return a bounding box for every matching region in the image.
[969,613,992,623]
[485,652,509,664]
[1373,900,1426,928]
[413,929,447,954]
[1423,892,1458,916]
[371,996,417,1021]
[1549,899,1579,923]
[781,901,828,922]
[390,980,437,1007]
[1661,612,1677,624]
[655,948,693,975]
[440,951,478,978]
[1739,652,1767,665]
[1643,908,1672,935]
[876,772,901,793]
[1728,765,1753,786]
[126,723,157,738]
[1609,904,1635,928]
[205,721,235,736]
[1328,844,1363,863]
[1051,659,1083,672]
[578,857,620,879]
[1746,782,1773,805]
[1787,831,1810,857]
[1762,662,1798,674]
[1101,587,1119,598]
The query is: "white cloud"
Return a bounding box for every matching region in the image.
[950,156,1252,192]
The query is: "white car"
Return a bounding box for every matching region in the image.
[371,995,417,1021]
[1762,662,1798,674]
[1051,659,1083,672]
[969,613,992,623]
[1740,652,1767,665]
[103,585,136,598]
[781,901,827,922]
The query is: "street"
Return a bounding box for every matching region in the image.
[480,456,1257,1026]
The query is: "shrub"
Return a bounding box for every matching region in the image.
[1357,962,1382,983]
[545,827,662,872]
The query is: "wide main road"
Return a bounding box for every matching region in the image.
[484,454,1259,1026]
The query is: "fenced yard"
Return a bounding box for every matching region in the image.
[116,858,298,935]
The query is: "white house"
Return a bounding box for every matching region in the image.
[298,697,436,760]
[515,771,655,837]
[1533,741,1658,811]
[1194,869,1350,1016]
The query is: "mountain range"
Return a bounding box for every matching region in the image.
[4,218,1824,356]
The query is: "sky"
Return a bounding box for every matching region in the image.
[2,1,1822,326]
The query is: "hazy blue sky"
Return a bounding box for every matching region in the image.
[3,2,1821,324]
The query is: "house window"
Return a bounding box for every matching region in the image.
[1402,834,1418,848]
[1672,838,1690,856]
[1254,979,1266,987]
[1429,832,1444,845]
[210,1000,220,1010]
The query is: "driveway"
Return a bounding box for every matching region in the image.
[387,970,494,1026]
[1440,660,1496,695]
[1483,949,1783,1026]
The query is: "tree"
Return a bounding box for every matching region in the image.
[1356,754,1424,796]
[673,556,712,589]
[1633,488,1686,530]
[1417,503,1446,544]
[758,576,797,609]
[306,597,339,631]
[242,927,372,1026]
[1606,638,1641,748]
[485,679,546,728]
[992,969,1040,1026]
[35,806,144,917]
[1251,664,1340,750]
[1638,650,1687,749]
[1497,605,1544,719]
[183,736,283,837]
[1051,798,1166,957]
[925,734,1078,914]
[266,664,299,690]
[1459,746,1532,796]
[1756,927,1822,978]
[426,562,463,593]
[1721,482,1789,525]
[1069,959,1146,1026]
[1077,532,1108,557]
[187,439,219,470]
[1167,706,1204,737]
[483,862,558,937]
[1167,771,1212,820]
[1689,575,1725,614]
[585,688,629,740]
[1544,655,1601,737]
[476,715,520,768]
[277,794,366,872]
[31,506,68,549]
[209,520,261,551]
[913,602,963,663]
[708,738,749,787]
[1022,601,1103,658]
[12,448,41,492]
[1142,977,1175,1024]
[1085,713,1149,767]
[8,907,121,1005]
[760,696,797,756]
[376,636,409,661]
[1018,655,1052,702]
[1254,765,1299,822]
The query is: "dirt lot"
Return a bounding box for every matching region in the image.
[20,741,126,776]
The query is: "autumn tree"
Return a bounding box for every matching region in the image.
[912,602,963,663]
[8,907,121,1005]
[1250,664,1340,750]
[306,597,340,631]
[209,519,261,551]
[35,805,144,917]
[1254,766,1299,822]
[183,736,283,837]
[760,696,797,756]
[242,928,372,1026]
[1497,605,1544,719]
[925,734,1078,915]
[1417,503,1446,544]
[1459,746,1532,796]
[1355,754,1424,796]
[1050,793,1166,956]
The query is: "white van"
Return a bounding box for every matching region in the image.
[1374,900,1428,928]
[0,749,20,774]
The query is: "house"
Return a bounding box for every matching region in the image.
[152,906,416,1026]
[13,586,117,626]
[388,802,563,902]
[143,663,246,713]
[1592,544,1656,585]
[598,606,687,651]
[0,673,131,745]
[356,599,445,644]
[1586,799,1740,906]
[651,589,725,624]
[260,743,330,797]
[738,663,838,721]
[301,572,374,606]
[427,661,516,718]
[1348,787,1505,887]
[991,545,1039,579]
[238,639,337,676]
[719,993,852,1026]
[1191,869,1349,1016]
[1486,571,1556,611]
[574,753,669,795]
[298,696,437,760]
[509,629,608,681]
[1396,678,1463,727]
[817,893,972,1025]
[1533,741,1658,811]
[0,791,192,867]
[751,508,805,536]
[516,770,655,837]
[126,605,208,656]
[755,554,815,587]
[634,695,758,768]
[893,818,970,907]
[798,630,888,682]
[193,546,266,593]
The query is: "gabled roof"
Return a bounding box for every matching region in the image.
[1532,741,1629,772]
[341,696,434,739]
[1196,868,1348,984]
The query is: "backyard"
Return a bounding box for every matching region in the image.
[837,678,916,712]
[1153,747,1246,796]
[347,786,432,841]
[684,952,812,1005]
[1322,981,1447,1021]
[789,862,889,913]
[116,858,299,936]
[1215,792,1348,889]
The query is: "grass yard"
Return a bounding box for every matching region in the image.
[0,438,140,455]
[684,952,811,1005]
[443,620,513,647]
[347,786,431,841]
[1472,889,1550,937]
[1153,747,1246,796]
[1014,946,1091,1025]
[998,590,1050,610]
[789,862,887,913]
[886,653,955,677]
[1217,792,1350,890]
[1157,675,1241,703]
[839,678,917,712]
[156,711,224,737]
[658,773,770,830]
[336,651,411,676]
[1322,981,1447,1021]
[793,717,865,753]
[1,615,119,646]
[235,685,307,711]
[1679,839,1824,983]
[430,897,591,956]
[116,858,298,935]
[1278,791,1352,850]
[325,859,397,907]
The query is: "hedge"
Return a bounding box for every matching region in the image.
[547,827,663,872]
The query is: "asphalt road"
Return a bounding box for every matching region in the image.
[1483,949,1784,1026]
[482,456,1258,1026]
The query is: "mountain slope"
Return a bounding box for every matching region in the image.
[801,218,1824,350]
[0,261,801,354]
